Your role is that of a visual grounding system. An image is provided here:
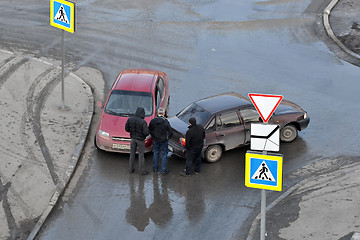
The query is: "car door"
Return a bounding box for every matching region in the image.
[239,107,262,143]
[215,110,246,151]
[204,117,217,148]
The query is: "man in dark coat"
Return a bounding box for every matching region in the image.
[180,117,205,176]
[125,107,149,175]
[149,108,173,175]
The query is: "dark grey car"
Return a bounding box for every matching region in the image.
[168,92,310,163]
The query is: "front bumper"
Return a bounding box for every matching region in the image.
[298,117,310,131]
[96,136,152,153]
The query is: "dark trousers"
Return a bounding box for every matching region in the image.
[185,146,202,174]
[129,138,146,173]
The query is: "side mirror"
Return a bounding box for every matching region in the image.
[96,102,104,108]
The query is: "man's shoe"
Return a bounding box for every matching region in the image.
[130,169,135,173]
[140,170,149,175]
[153,169,159,173]
[194,171,200,175]
[161,170,170,175]
[180,171,191,177]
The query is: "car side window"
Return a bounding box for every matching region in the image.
[205,117,216,132]
[218,111,241,129]
[240,108,261,123]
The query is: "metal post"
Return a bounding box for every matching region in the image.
[61,30,65,109]
[260,149,267,240]
[260,189,266,240]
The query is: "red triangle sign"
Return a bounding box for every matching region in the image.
[248,93,283,123]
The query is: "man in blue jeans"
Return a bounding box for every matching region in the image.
[149,108,173,175]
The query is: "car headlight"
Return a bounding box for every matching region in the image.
[304,112,307,119]
[98,130,110,140]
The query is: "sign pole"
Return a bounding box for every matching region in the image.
[50,0,75,110]
[261,188,266,240]
[61,29,65,109]
[260,148,267,240]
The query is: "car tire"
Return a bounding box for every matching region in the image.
[280,124,298,142]
[94,135,102,150]
[205,145,222,163]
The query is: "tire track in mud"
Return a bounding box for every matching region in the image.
[0,55,64,237]
[0,56,29,89]
[0,178,17,239]
[0,55,30,239]
[24,66,62,186]
[0,54,62,185]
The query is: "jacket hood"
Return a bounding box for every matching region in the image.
[135,107,145,119]
[152,116,166,124]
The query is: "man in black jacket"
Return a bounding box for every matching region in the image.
[149,108,173,175]
[180,117,205,176]
[125,107,149,175]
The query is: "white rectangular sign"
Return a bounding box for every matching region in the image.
[250,123,280,152]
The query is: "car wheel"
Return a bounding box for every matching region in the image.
[205,145,222,163]
[94,135,102,150]
[280,124,298,142]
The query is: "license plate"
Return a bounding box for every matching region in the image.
[112,144,130,150]
[168,145,173,152]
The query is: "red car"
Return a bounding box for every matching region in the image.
[94,69,170,153]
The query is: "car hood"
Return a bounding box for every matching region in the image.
[98,113,153,138]
[98,113,130,138]
[168,116,189,135]
[274,99,305,115]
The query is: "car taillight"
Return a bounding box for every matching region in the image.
[179,137,186,147]
[145,136,153,147]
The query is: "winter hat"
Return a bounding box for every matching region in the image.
[189,117,196,125]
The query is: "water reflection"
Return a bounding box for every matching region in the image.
[185,179,205,222]
[126,174,174,231]
[126,175,149,231]
[148,175,173,226]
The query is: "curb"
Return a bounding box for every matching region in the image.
[323,0,360,60]
[26,65,94,240]
[245,181,304,240]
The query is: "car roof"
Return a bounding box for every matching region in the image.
[113,69,160,93]
[195,92,252,114]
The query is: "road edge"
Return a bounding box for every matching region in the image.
[323,0,360,60]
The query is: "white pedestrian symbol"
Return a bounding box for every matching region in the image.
[55,5,69,24]
[251,161,275,182]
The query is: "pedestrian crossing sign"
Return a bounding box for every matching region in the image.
[245,151,283,191]
[50,0,75,33]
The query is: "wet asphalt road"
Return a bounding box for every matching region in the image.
[0,0,360,239]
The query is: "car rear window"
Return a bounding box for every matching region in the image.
[105,90,153,117]
[176,103,212,127]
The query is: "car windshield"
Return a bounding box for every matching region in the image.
[176,102,212,127]
[105,90,153,117]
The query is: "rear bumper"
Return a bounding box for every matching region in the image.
[298,117,310,131]
[168,139,186,159]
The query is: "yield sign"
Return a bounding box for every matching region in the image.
[248,93,283,123]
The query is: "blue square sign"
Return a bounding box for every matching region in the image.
[50,0,75,33]
[245,151,283,191]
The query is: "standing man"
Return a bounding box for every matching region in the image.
[149,108,173,175]
[180,117,205,176]
[125,107,150,175]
